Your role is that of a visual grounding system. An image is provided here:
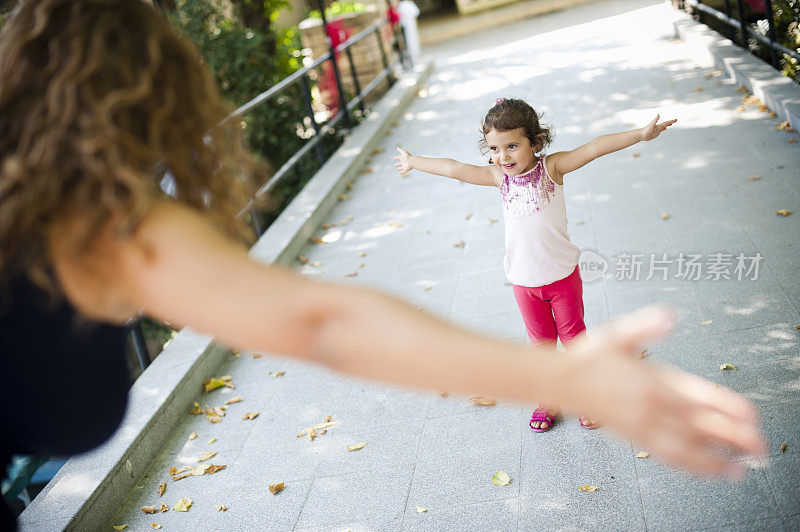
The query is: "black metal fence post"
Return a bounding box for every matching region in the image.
[129,321,151,371]
[314,0,352,128]
[735,0,749,49]
[722,0,735,41]
[301,74,328,165]
[763,0,780,68]
[344,47,366,114]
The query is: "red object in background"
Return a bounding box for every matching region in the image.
[320,19,352,116]
[743,0,765,12]
[387,5,400,26]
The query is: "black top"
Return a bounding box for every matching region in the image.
[0,276,129,530]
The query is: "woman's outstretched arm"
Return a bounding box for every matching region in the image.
[51,201,765,479]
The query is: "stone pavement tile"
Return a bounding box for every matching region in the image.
[763,450,800,518]
[295,515,404,531]
[707,323,800,367]
[396,276,458,318]
[520,415,636,485]
[637,326,717,375]
[721,181,800,229]
[448,282,517,321]
[402,496,519,531]
[518,477,645,531]
[582,291,610,327]
[407,461,520,512]
[452,265,509,299]
[691,288,800,335]
[232,438,324,484]
[697,356,800,408]
[452,309,527,339]
[759,402,800,459]
[416,407,521,470]
[605,283,704,337]
[697,517,787,531]
[340,381,432,429]
[154,412,250,466]
[786,515,800,529]
[426,394,521,420]
[638,469,780,530]
[294,466,413,528]
[314,421,425,478]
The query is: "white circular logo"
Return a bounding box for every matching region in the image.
[579,249,608,283]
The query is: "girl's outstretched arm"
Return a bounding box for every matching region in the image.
[394,147,498,186]
[547,114,677,181]
[51,201,765,479]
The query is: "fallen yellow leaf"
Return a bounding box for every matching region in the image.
[416,506,428,513]
[361,167,374,174]
[191,464,211,476]
[438,391,450,398]
[790,138,798,143]
[776,209,792,216]
[339,194,351,201]
[465,212,473,220]
[188,432,197,441]
[746,176,761,181]
[695,87,703,92]
[310,236,325,244]
[209,438,217,444]
[169,466,189,476]
[273,371,285,377]
[388,221,404,228]
[635,451,650,459]
[242,412,260,420]
[469,396,496,406]
[347,442,367,452]
[780,442,787,453]
[225,396,243,405]
[112,526,128,531]
[491,471,511,486]
[157,482,166,497]
[720,363,737,370]
[632,152,641,158]
[579,485,599,492]
[346,183,354,191]
[203,377,233,393]
[661,212,670,220]
[345,272,358,277]
[358,251,367,257]
[701,320,713,325]
[214,505,228,511]
[199,451,217,462]
[207,464,227,474]
[424,285,432,291]
[639,349,648,360]
[453,240,465,248]
[297,255,309,265]
[151,524,162,530]
[141,505,158,514]
[173,497,193,512]
[171,472,192,481]
[159,503,168,512]
[269,482,285,495]
[488,217,498,224]
[372,147,385,155]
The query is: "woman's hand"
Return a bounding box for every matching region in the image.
[561,307,766,479]
[641,114,677,141]
[393,147,414,173]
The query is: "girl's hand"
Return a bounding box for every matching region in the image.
[562,307,767,479]
[393,147,414,173]
[641,114,677,141]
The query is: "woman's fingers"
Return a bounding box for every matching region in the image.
[592,305,676,355]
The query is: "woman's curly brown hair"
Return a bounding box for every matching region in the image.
[0,0,259,291]
[478,98,553,158]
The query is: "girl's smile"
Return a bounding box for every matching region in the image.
[485,127,538,176]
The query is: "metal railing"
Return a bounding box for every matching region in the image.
[130,0,409,371]
[674,0,800,70]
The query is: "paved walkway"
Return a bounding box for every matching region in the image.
[111,1,800,530]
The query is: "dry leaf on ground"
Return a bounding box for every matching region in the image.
[141,505,159,514]
[157,482,166,497]
[465,212,473,220]
[347,442,367,452]
[191,464,211,476]
[453,240,465,248]
[781,442,788,452]
[151,524,162,530]
[661,212,670,220]
[438,391,449,398]
[358,251,367,257]
[701,320,713,325]
[269,482,285,495]
[112,526,128,530]
[173,498,193,512]
[203,377,234,393]
[790,138,798,143]
[372,147,385,155]
[639,349,648,360]
[214,505,228,511]
[225,396,243,405]
[242,412,260,420]
[579,485,599,492]
[199,451,217,462]
[310,236,325,244]
[632,152,641,158]
[346,183,354,190]
[207,464,227,474]
[720,363,737,370]
[424,285,432,291]
[169,466,189,476]
[274,370,285,377]
[747,176,761,181]
[361,167,374,174]
[171,472,192,481]
[776,209,792,216]
[775,121,795,132]
[297,255,309,265]
[345,272,358,277]
[488,217,498,224]
[491,471,511,486]
[470,396,496,406]
[635,451,650,459]
[188,432,197,441]
[416,506,427,513]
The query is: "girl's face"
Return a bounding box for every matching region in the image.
[485,127,538,176]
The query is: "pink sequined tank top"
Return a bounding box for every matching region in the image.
[500,154,580,287]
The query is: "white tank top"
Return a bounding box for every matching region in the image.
[499,155,580,287]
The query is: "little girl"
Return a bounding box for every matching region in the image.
[394,98,676,432]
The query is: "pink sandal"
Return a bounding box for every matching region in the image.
[529,407,557,432]
[579,416,601,430]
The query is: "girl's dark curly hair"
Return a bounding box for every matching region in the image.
[478,98,553,157]
[0,0,259,292]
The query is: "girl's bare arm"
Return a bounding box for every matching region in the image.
[547,114,677,181]
[394,147,498,186]
[51,201,765,478]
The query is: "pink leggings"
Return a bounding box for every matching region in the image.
[512,265,586,347]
